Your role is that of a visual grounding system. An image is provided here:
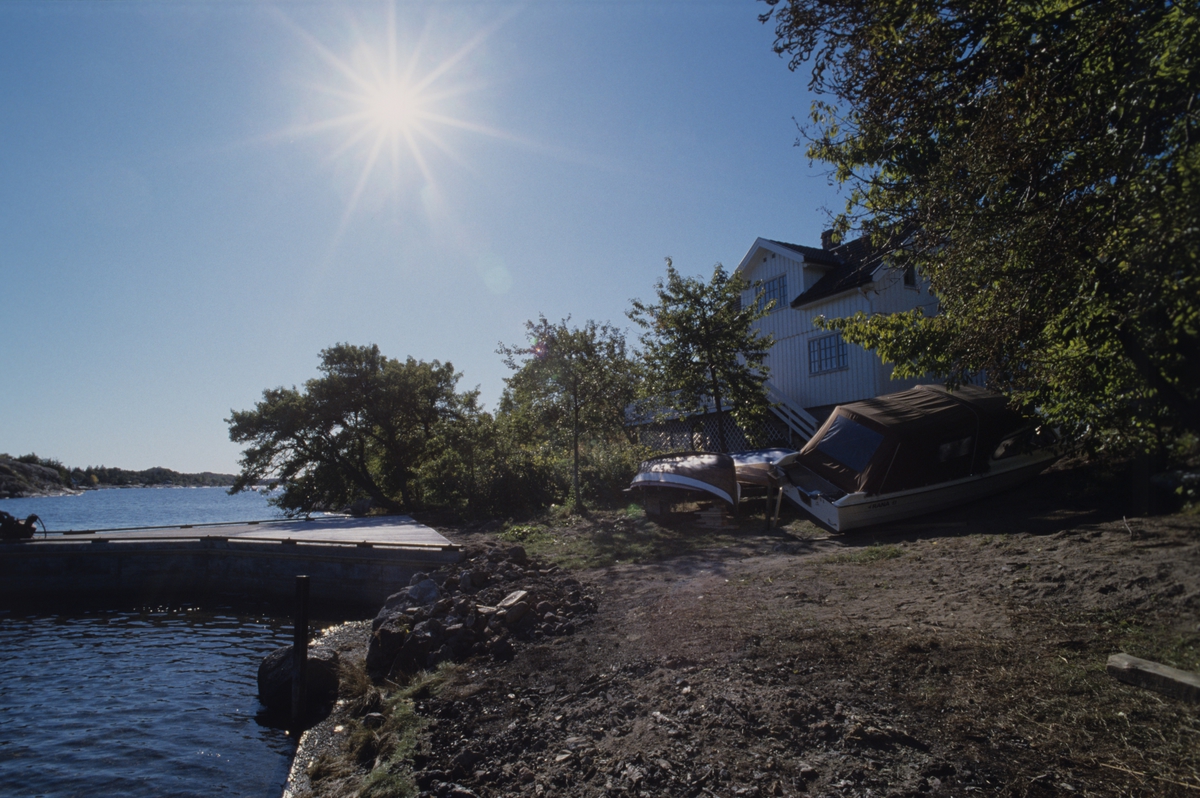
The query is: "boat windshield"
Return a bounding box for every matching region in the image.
[815,415,884,474]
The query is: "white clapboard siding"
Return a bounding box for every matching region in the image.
[737,238,940,416]
[740,251,809,343]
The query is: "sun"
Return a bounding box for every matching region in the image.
[362,78,425,136]
[280,3,514,233]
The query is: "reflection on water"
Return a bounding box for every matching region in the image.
[0,607,296,798]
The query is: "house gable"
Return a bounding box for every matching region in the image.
[734,237,842,303]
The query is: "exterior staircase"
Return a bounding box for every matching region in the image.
[765,381,821,442]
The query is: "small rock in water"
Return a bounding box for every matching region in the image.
[256,645,340,714]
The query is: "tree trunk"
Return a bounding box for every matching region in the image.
[572,398,585,514]
[1114,325,1200,437]
[330,448,405,514]
[710,366,728,453]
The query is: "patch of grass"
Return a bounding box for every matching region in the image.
[494,509,787,569]
[823,543,904,564]
[1093,614,1200,673]
[338,656,375,703]
[545,503,578,523]
[777,518,827,540]
[1009,611,1200,791]
[498,522,542,543]
[359,764,417,798]
[305,661,462,798]
[359,665,461,797]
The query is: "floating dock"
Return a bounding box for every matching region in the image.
[0,516,462,611]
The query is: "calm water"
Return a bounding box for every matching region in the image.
[0,608,296,798]
[0,485,285,532]
[0,489,306,797]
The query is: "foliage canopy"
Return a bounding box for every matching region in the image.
[628,260,774,452]
[227,343,474,515]
[763,0,1200,450]
[498,317,640,512]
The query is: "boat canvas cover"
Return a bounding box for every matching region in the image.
[797,385,1026,496]
[632,452,739,507]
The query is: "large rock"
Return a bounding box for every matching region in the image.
[257,645,340,713]
[408,578,442,605]
[367,615,411,674]
[394,620,441,673]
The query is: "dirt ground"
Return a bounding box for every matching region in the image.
[292,463,1200,798]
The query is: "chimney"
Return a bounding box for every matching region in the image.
[821,229,836,250]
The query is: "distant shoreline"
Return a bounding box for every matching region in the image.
[0,455,240,500]
[0,483,278,501]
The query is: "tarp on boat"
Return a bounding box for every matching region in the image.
[796,385,1031,496]
[731,448,795,490]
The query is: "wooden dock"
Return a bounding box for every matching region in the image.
[0,516,462,611]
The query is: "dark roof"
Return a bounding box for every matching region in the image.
[765,239,843,267]
[789,234,888,308]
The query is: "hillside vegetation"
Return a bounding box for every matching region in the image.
[0,453,235,499]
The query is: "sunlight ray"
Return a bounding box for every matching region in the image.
[327,122,378,162]
[415,5,521,94]
[330,128,389,249]
[280,16,379,99]
[402,128,437,188]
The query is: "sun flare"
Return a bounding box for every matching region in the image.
[281,4,514,235]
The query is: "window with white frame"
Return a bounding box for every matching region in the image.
[809,332,848,375]
[757,274,787,313]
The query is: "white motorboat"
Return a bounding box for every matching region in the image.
[777,385,1059,532]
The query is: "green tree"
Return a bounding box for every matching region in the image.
[227,344,472,515]
[628,260,774,453]
[498,317,639,512]
[416,409,562,519]
[762,0,1200,451]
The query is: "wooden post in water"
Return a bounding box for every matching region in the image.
[291,575,310,727]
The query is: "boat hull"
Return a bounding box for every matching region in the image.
[628,451,741,511]
[629,471,738,506]
[782,449,1057,532]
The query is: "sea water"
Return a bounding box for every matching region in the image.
[0,488,301,797]
[0,484,285,532]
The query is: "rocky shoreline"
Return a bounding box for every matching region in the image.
[0,455,236,499]
[0,458,77,499]
[278,540,598,797]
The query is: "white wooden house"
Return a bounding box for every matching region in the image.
[636,232,939,451]
[733,233,939,442]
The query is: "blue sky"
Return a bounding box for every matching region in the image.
[1,0,842,474]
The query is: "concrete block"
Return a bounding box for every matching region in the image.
[497,589,529,609]
[1107,653,1200,703]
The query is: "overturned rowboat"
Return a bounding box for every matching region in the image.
[628,451,740,517]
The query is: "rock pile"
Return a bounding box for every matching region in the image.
[366,544,596,678]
